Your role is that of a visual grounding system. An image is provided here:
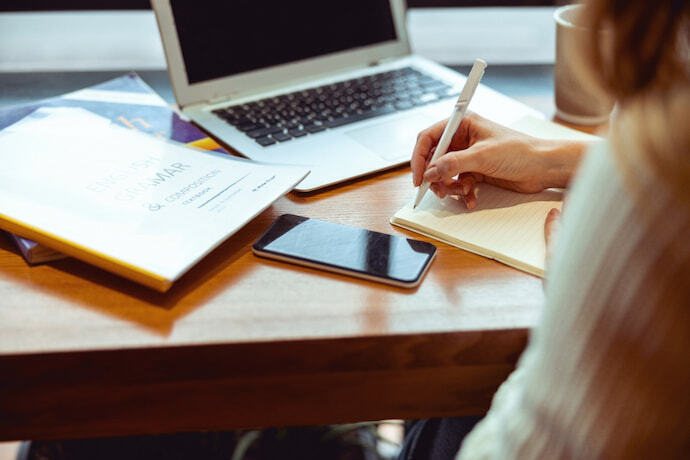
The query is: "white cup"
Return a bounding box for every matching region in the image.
[554,4,614,125]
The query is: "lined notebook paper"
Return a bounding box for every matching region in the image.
[391,115,601,277]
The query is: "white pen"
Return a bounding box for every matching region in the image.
[413,58,487,209]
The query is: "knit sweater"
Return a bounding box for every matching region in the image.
[457,142,690,459]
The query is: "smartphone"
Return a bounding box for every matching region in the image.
[252,214,436,288]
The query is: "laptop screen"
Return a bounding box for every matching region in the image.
[170,0,398,85]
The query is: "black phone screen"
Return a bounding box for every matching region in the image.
[252,214,436,287]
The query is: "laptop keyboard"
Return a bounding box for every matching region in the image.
[211,67,458,147]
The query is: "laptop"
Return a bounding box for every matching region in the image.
[151,0,542,191]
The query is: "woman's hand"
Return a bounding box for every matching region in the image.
[411,112,586,209]
[544,207,561,270]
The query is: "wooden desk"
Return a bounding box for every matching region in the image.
[0,67,579,442]
[0,165,544,441]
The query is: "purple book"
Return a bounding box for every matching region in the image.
[0,72,229,265]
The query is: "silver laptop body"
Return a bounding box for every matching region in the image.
[152,0,542,191]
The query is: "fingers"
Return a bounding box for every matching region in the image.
[412,113,494,186]
[423,144,485,183]
[463,183,478,210]
[411,119,449,186]
[544,208,560,246]
[544,208,561,269]
[458,173,476,196]
[428,173,479,209]
[430,182,444,198]
[456,174,478,209]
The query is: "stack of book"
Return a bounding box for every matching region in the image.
[0,73,227,265]
[0,73,309,291]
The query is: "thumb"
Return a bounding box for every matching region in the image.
[423,144,490,182]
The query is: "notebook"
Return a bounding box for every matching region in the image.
[391,116,601,277]
[151,0,543,191]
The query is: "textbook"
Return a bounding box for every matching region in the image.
[0,108,309,292]
[391,116,600,277]
[0,72,228,265]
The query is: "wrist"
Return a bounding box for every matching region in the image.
[535,139,588,189]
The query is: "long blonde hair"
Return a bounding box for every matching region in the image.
[578,0,690,203]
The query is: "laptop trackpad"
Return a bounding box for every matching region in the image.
[345,113,434,161]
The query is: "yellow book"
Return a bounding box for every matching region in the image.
[0,107,309,291]
[391,116,600,277]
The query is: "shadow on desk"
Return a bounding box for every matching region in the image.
[0,198,423,337]
[0,210,267,336]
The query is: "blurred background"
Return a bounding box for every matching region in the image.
[0,1,567,72]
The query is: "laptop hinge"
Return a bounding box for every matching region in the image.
[205,94,233,107]
[370,56,400,66]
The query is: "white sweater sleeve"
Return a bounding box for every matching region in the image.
[457,142,690,459]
